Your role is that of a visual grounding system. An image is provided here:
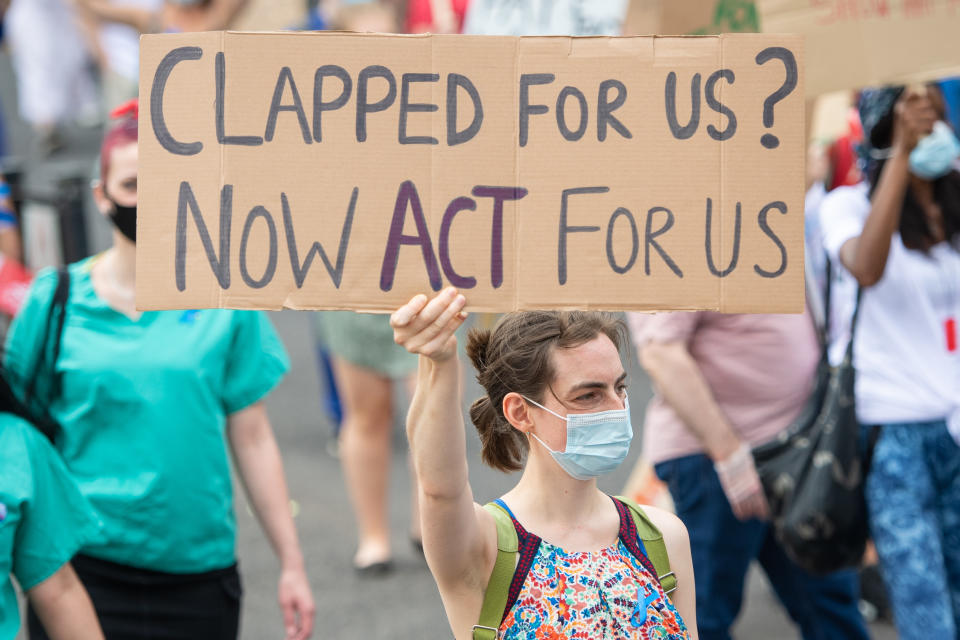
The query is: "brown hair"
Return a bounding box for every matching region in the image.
[465,311,625,473]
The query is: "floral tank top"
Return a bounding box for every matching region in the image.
[494,498,689,640]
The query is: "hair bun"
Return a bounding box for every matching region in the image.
[466,327,491,372]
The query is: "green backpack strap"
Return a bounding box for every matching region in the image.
[473,502,518,640]
[615,495,678,600]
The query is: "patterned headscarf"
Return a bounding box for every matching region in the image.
[856,87,903,173]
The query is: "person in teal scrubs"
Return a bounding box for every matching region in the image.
[0,368,105,640]
[4,100,315,640]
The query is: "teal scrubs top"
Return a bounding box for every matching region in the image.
[1,414,102,639]
[4,257,290,573]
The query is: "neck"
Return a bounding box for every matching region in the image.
[506,442,604,523]
[910,175,936,207]
[109,235,137,289]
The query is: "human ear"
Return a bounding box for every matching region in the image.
[91,181,111,217]
[502,392,533,434]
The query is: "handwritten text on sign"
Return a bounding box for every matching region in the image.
[137,32,805,312]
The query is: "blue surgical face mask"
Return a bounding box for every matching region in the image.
[523,395,633,480]
[910,120,960,180]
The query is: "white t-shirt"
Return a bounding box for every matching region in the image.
[820,183,960,427]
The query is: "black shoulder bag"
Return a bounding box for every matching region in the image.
[23,266,70,442]
[751,260,870,575]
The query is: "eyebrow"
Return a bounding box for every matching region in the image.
[567,371,627,395]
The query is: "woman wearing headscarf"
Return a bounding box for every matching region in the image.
[820,84,960,640]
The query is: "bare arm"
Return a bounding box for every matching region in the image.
[640,342,740,461]
[73,0,156,33]
[27,564,105,640]
[392,290,496,593]
[0,228,21,264]
[639,340,767,521]
[840,88,936,286]
[228,402,315,640]
[642,506,698,640]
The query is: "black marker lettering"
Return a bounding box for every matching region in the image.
[519,73,555,147]
[704,69,737,141]
[175,181,231,291]
[606,207,639,274]
[239,206,278,288]
[597,79,631,141]
[356,65,397,143]
[754,201,788,278]
[313,65,352,143]
[216,52,263,146]
[704,198,741,277]
[281,188,357,289]
[151,47,203,156]
[446,74,483,146]
[265,66,312,144]
[558,186,607,285]
[399,73,440,145]
[645,206,683,277]
[665,72,700,140]
[555,86,588,141]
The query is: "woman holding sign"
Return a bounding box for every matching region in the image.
[820,84,960,640]
[390,288,697,639]
[4,101,315,640]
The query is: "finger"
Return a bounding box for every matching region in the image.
[731,500,746,521]
[413,311,467,355]
[755,494,770,520]
[390,293,428,328]
[281,600,297,640]
[299,600,316,640]
[395,287,458,340]
[404,292,466,352]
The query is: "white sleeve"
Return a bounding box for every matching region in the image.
[818,185,871,265]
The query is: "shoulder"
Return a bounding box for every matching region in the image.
[0,413,33,458]
[639,504,690,550]
[20,258,92,310]
[0,413,53,483]
[820,184,870,221]
[20,267,59,307]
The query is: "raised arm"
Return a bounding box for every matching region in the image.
[391,290,498,604]
[840,88,935,286]
[73,0,157,34]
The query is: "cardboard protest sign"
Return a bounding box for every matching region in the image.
[757,0,960,96]
[623,0,760,37]
[137,32,804,313]
[463,0,627,36]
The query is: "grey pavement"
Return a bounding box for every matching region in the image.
[1,48,897,640]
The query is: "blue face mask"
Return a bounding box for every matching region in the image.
[523,395,633,480]
[910,120,960,180]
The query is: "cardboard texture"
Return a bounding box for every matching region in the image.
[758,0,960,97]
[137,31,804,313]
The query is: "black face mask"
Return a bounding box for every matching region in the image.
[105,191,136,243]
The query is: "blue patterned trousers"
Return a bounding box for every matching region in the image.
[864,420,960,640]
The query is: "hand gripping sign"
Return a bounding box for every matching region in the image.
[137,31,804,313]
